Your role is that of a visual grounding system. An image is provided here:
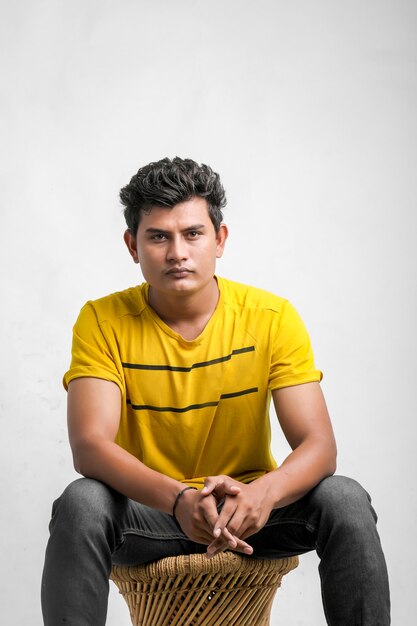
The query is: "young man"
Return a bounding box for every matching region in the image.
[42,157,390,625]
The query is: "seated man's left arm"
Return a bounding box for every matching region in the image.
[205,381,337,556]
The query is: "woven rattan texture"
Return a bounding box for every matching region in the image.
[111,551,298,625]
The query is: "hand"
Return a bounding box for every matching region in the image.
[173,487,220,544]
[200,476,255,558]
[203,477,274,558]
[174,479,254,557]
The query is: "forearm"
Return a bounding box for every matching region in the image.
[72,438,184,514]
[256,435,337,509]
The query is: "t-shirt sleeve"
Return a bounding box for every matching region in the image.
[268,300,323,390]
[63,302,123,391]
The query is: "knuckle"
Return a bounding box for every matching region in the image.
[197,500,206,513]
[191,511,201,525]
[248,512,258,527]
[248,513,262,531]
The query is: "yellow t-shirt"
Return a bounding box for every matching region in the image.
[63,277,322,487]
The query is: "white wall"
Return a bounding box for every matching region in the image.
[1,1,416,624]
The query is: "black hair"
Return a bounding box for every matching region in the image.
[120,157,226,234]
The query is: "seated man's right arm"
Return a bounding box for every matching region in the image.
[67,377,251,555]
[67,377,186,516]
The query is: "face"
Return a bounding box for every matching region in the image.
[124,196,228,300]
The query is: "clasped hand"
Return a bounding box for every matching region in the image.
[174,475,273,559]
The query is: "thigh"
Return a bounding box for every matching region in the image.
[246,474,371,559]
[246,477,336,559]
[112,500,205,566]
[52,478,204,567]
[247,501,318,559]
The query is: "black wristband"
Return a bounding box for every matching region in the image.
[172,486,197,522]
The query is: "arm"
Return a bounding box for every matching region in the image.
[67,377,251,550]
[205,382,337,555]
[262,380,337,507]
[67,377,187,514]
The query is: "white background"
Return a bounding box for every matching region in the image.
[1,1,416,624]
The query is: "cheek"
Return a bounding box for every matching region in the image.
[139,249,167,276]
[137,247,157,265]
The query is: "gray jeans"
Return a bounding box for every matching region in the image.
[41,475,390,625]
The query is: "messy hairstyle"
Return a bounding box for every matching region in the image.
[120,157,227,234]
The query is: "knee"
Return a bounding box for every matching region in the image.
[312,475,376,528]
[50,478,122,530]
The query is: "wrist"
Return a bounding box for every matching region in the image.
[172,486,197,522]
[249,473,281,509]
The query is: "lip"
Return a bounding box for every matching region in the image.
[166,268,193,277]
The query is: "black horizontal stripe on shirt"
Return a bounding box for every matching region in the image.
[127,387,259,413]
[122,346,255,372]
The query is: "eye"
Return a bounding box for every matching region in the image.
[187,231,201,239]
[150,233,167,241]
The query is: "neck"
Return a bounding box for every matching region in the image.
[148,278,220,339]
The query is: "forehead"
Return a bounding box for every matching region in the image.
[138,196,213,232]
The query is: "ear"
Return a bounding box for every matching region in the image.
[215,223,228,259]
[124,229,140,264]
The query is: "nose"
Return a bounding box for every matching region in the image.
[167,235,188,263]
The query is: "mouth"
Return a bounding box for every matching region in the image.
[166,268,193,278]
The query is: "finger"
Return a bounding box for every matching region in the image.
[206,525,239,556]
[201,476,221,496]
[175,493,219,544]
[234,538,253,555]
[206,537,229,558]
[224,508,265,543]
[207,524,250,556]
[217,525,237,548]
[219,526,252,553]
[213,498,238,535]
[200,494,221,531]
[223,483,241,495]
[206,534,253,558]
[181,522,216,545]
[201,476,241,498]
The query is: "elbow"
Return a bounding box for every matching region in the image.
[70,440,97,477]
[72,455,84,476]
[328,457,337,477]
[71,449,88,476]
[327,440,338,476]
[70,436,114,479]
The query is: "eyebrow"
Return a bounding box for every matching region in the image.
[144,224,206,234]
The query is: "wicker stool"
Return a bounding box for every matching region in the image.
[111,551,298,625]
